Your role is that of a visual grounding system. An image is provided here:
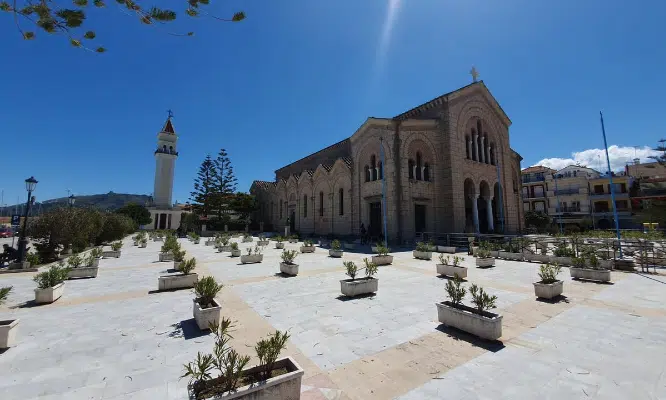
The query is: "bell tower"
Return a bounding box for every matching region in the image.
[153,112,178,209]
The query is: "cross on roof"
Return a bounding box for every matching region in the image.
[167,109,174,119]
[470,66,479,83]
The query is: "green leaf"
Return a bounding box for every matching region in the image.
[37,18,57,33]
[185,8,197,17]
[0,2,11,11]
[187,31,194,36]
[55,9,85,28]
[83,30,95,39]
[149,7,176,21]
[232,11,245,22]
[23,31,35,40]
[70,38,81,47]
[20,6,34,14]
[140,15,151,24]
[93,0,105,6]
[73,0,88,6]
[95,46,106,53]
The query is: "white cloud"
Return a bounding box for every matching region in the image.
[534,145,659,172]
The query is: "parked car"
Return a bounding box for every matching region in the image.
[0,227,13,238]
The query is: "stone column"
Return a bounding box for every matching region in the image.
[472,134,478,161]
[485,144,491,165]
[413,165,417,178]
[467,139,472,160]
[480,136,485,164]
[472,194,479,233]
[486,197,494,232]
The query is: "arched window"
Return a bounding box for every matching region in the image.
[408,159,415,179]
[378,161,383,180]
[279,199,283,219]
[162,144,167,152]
[465,136,470,159]
[364,165,370,182]
[303,195,307,218]
[424,163,430,182]
[370,155,377,181]
[169,146,174,154]
[416,152,422,181]
[471,129,476,161]
[339,189,344,215]
[319,191,324,216]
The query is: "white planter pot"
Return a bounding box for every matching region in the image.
[257,240,269,246]
[490,250,500,258]
[193,356,304,400]
[436,264,468,279]
[192,298,222,330]
[218,245,231,252]
[139,243,147,248]
[88,258,100,268]
[289,239,298,243]
[34,282,64,304]
[343,242,356,250]
[476,258,495,268]
[523,252,550,263]
[280,263,299,276]
[371,255,393,265]
[102,250,120,259]
[438,246,457,253]
[436,302,502,341]
[205,240,216,246]
[241,254,264,264]
[413,250,432,260]
[242,237,254,243]
[599,260,614,270]
[570,267,611,282]
[276,243,285,249]
[158,273,198,291]
[329,249,344,258]
[193,239,200,244]
[533,280,564,299]
[231,249,242,257]
[300,246,315,253]
[340,278,378,297]
[498,251,523,261]
[67,267,99,279]
[0,319,19,349]
[159,252,174,262]
[551,256,572,266]
[9,261,30,270]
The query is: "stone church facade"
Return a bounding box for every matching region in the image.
[250,81,524,243]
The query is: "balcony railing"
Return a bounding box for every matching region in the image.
[554,206,582,213]
[522,176,545,183]
[590,191,628,197]
[554,188,580,195]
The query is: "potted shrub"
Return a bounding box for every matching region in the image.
[371,244,393,265]
[257,234,269,246]
[427,240,437,252]
[230,242,241,257]
[159,257,198,291]
[533,263,563,299]
[241,245,264,264]
[370,241,383,254]
[437,254,467,279]
[279,249,299,276]
[132,233,141,246]
[25,252,41,268]
[66,252,99,279]
[300,240,315,253]
[0,286,19,349]
[340,259,378,297]
[216,235,232,252]
[159,236,177,262]
[172,247,186,270]
[570,254,611,282]
[551,242,574,266]
[436,277,502,340]
[523,244,550,263]
[498,241,523,261]
[275,236,285,249]
[191,233,201,244]
[242,233,254,243]
[102,241,122,258]
[154,231,164,242]
[205,234,217,246]
[182,319,303,400]
[192,276,224,330]
[34,263,70,304]
[139,237,148,248]
[85,247,102,268]
[288,234,298,244]
[475,247,495,268]
[329,239,344,258]
[413,241,432,260]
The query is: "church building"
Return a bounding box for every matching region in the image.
[147,114,182,230]
[250,80,524,242]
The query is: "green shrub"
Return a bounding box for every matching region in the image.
[33,263,70,289]
[331,239,341,250]
[25,252,41,267]
[281,249,298,264]
[445,274,466,307]
[179,257,197,275]
[476,248,492,259]
[0,286,12,305]
[363,258,378,278]
[230,242,239,250]
[572,256,586,268]
[255,330,290,380]
[469,284,497,314]
[67,253,83,268]
[303,239,314,247]
[344,261,357,280]
[194,276,223,308]
[161,235,178,253]
[537,263,561,284]
[111,241,123,251]
[439,254,450,265]
[415,242,429,252]
[376,245,390,256]
[588,253,600,269]
[453,256,463,266]
[275,235,284,244]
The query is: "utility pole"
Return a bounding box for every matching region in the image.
[600,112,622,257]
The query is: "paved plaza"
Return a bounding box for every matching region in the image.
[1,236,665,399]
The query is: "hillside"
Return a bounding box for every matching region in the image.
[0,192,151,215]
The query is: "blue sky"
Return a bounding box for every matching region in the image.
[1,0,665,207]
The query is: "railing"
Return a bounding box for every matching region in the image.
[590,191,628,197]
[555,188,581,195]
[554,206,582,213]
[522,176,545,183]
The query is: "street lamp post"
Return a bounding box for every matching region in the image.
[17,176,38,264]
[68,194,76,208]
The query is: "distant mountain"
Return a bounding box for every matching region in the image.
[0,192,152,215]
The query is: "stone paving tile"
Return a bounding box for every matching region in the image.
[592,272,666,310]
[233,266,529,371]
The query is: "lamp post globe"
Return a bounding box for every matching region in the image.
[17,176,38,265]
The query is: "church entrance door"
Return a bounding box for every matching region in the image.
[415,205,426,234]
[369,202,382,238]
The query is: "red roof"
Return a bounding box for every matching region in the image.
[162,118,175,134]
[522,165,555,174]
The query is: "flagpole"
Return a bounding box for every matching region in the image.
[600,111,623,257]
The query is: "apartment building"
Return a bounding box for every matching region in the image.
[521,166,555,214]
[588,173,633,229]
[626,160,666,225]
[546,165,599,226]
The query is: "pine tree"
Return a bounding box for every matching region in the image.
[651,139,666,165]
[211,148,238,219]
[190,155,216,217]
